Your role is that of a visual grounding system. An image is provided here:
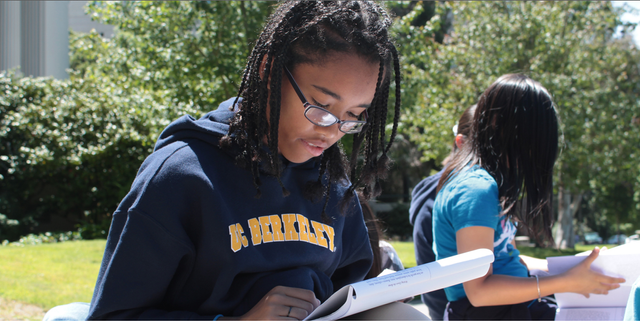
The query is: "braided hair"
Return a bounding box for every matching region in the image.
[219,1,401,222]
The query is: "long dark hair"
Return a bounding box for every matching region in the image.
[437,74,559,245]
[220,1,401,221]
[358,191,383,280]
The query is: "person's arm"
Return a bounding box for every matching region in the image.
[89,146,320,320]
[457,226,626,307]
[88,147,213,320]
[511,239,549,272]
[88,208,212,320]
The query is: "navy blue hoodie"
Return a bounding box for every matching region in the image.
[409,169,448,320]
[88,98,373,320]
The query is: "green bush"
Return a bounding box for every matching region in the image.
[2,231,83,247]
[0,2,276,241]
[0,70,198,241]
[0,213,20,241]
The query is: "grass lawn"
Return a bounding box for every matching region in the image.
[387,240,418,268]
[0,239,106,315]
[0,238,619,320]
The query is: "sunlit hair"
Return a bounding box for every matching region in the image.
[437,74,559,245]
[219,1,401,222]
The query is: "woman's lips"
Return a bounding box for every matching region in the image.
[301,139,327,157]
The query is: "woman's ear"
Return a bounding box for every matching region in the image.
[455,134,466,149]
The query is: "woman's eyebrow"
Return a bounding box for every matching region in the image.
[312,84,342,100]
[311,85,370,108]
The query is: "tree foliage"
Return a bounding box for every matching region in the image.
[392,1,640,245]
[80,1,273,111]
[0,2,273,240]
[1,1,638,244]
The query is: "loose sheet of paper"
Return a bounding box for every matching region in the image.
[550,242,639,321]
[548,243,640,309]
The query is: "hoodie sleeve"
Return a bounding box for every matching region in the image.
[88,143,215,320]
[410,172,442,266]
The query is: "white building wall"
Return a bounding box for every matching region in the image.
[20,1,69,79]
[0,1,21,73]
[0,0,110,79]
[20,1,45,77]
[44,1,69,79]
[68,1,113,38]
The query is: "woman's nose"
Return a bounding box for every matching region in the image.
[314,123,341,141]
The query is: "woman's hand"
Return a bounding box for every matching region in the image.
[235,286,320,321]
[562,247,626,298]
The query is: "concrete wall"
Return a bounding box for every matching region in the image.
[0,1,113,79]
[0,1,21,74]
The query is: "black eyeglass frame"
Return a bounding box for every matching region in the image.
[283,66,368,134]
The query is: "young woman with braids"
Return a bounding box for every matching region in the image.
[43,1,428,321]
[431,74,625,320]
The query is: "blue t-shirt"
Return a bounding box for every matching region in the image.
[433,165,528,302]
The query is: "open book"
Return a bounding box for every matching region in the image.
[304,248,494,321]
[546,242,640,321]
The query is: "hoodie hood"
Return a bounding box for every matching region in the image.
[409,168,445,226]
[154,97,319,171]
[154,97,239,152]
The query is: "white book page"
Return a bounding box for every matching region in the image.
[555,307,625,321]
[554,285,632,309]
[304,248,494,321]
[600,242,640,255]
[303,285,355,321]
[548,243,640,308]
[347,257,490,314]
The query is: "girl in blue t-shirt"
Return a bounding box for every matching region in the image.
[433,74,626,320]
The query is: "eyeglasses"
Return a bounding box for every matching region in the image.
[284,66,367,134]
